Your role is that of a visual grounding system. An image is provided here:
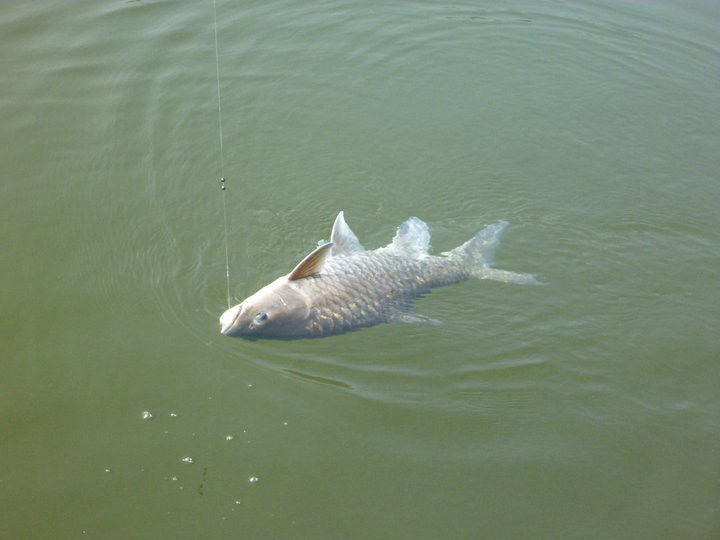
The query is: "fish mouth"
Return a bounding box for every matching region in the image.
[219,303,242,335]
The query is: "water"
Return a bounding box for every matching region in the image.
[1,0,719,538]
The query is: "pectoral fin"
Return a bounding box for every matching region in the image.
[288,242,333,281]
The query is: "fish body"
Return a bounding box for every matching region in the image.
[219,212,535,339]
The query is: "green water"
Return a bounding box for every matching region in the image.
[2,1,719,538]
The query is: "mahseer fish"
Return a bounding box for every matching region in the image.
[219,212,536,340]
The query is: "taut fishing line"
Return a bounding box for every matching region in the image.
[212,0,231,308]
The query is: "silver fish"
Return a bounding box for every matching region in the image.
[219,212,535,339]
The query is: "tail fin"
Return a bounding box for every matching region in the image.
[445,221,537,284]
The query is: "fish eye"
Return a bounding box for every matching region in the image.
[253,312,269,324]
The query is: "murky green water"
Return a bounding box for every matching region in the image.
[2,1,719,538]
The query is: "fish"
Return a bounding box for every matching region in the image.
[219,211,536,339]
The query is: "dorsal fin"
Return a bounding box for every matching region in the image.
[287,242,333,281]
[385,217,430,258]
[330,211,364,256]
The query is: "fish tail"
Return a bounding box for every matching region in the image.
[447,221,538,284]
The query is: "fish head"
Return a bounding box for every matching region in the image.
[220,241,334,339]
[219,277,311,339]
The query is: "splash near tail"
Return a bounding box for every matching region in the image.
[447,221,537,284]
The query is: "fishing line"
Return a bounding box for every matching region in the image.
[212,0,231,308]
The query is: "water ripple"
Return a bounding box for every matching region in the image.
[77,0,720,412]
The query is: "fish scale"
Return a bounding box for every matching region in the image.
[297,251,469,337]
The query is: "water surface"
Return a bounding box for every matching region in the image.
[2,1,719,538]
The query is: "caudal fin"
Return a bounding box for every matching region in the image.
[446,221,537,284]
